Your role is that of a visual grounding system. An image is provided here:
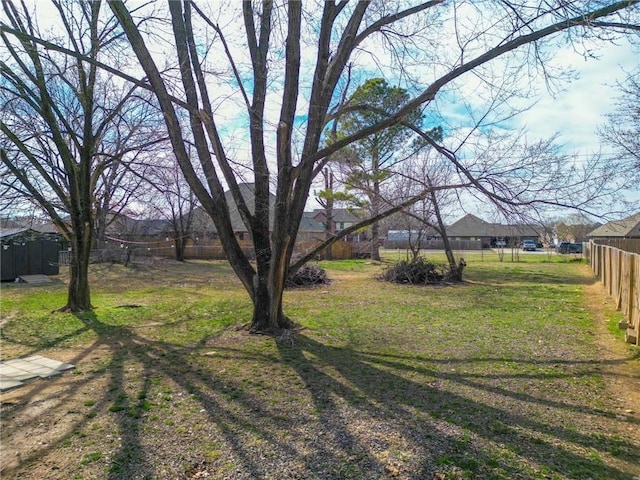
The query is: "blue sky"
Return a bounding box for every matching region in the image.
[13,1,637,221]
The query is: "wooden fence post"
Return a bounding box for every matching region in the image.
[590,243,639,346]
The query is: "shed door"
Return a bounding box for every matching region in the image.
[13,243,29,276]
[1,244,16,281]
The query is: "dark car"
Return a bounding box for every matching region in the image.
[557,242,582,254]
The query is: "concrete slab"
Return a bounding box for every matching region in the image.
[0,364,39,382]
[18,274,52,284]
[0,355,75,392]
[3,359,51,373]
[0,379,24,392]
[23,356,74,371]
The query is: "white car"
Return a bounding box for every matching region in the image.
[521,240,537,251]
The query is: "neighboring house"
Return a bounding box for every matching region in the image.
[390,213,540,249]
[100,215,172,248]
[1,216,63,237]
[311,208,367,242]
[189,183,274,242]
[299,212,325,242]
[587,212,640,254]
[32,221,65,237]
[446,214,495,247]
[447,214,540,248]
[587,212,640,240]
[189,184,325,243]
[312,208,362,232]
[108,216,172,240]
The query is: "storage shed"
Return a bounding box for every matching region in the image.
[1,228,61,281]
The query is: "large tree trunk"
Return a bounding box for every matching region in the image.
[66,258,91,312]
[249,236,295,333]
[371,219,380,261]
[175,238,187,262]
[93,205,107,247]
[63,220,93,312]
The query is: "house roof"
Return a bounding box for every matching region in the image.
[0,227,34,238]
[228,183,275,232]
[446,213,540,238]
[491,223,540,238]
[108,215,171,236]
[191,183,277,234]
[300,212,324,232]
[447,214,492,237]
[312,208,362,223]
[32,222,61,234]
[587,212,640,238]
[0,227,61,242]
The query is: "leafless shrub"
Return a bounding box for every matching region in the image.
[285,264,329,289]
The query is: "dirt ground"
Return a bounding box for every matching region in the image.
[1,275,639,479]
[584,281,640,418]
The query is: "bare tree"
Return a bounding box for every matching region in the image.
[143,154,199,262]
[386,147,461,271]
[0,0,160,311]
[598,68,640,205]
[92,94,164,247]
[97,1,638,332]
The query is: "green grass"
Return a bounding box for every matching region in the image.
[1,253,638,480]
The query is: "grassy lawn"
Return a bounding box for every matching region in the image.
[1,251,639,479]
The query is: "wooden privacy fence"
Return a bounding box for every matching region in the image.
[590,242,640,345]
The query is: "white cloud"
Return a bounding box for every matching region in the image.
[514,38,637,152]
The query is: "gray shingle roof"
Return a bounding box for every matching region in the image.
[446,214,492,237]
[300,213,324,232]
[0,227,33,238]
[446,214,540,238]
[191,184,322,233]
[312,208,362,224]
[587,212,640,238]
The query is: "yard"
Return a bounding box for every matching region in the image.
[1,251,639,479]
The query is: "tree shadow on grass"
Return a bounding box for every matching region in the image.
[3,315,639,479]
[276,334,640,479]
[3,312,317,479]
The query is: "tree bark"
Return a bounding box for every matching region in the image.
[62,218,93,312]
[370,147,381,261]
[324,170,335,260]
[250,238,295,333]
[175,238,186,262]
[430,190,457,272]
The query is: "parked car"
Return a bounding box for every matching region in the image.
[521,240,537,251]
[495,240,506,248]
[557,242,582,254]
